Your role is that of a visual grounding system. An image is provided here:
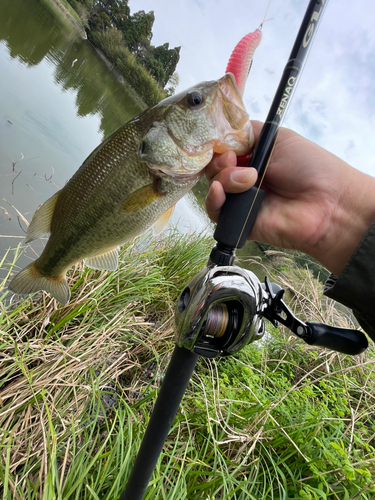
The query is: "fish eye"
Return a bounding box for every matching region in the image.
[187,90,204,108]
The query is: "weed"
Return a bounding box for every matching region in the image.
[0,233,374,499]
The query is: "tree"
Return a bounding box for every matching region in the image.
[69,0,181,94]
[104,0,130,31]
[165,71,180,96]
[153,43,180,87]
[120,10,155,53]
[137,42,180,89]
[142,55,165,87]
[84,0,129,31]
[90,11,111,31]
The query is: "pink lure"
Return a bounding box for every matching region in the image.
[226,29,262,96]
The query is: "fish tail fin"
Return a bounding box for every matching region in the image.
[8,262,70,305]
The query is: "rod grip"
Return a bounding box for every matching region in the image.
[213,186,265,249]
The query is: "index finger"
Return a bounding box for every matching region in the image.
[205,151,237,183]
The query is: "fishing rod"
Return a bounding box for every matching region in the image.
[214,0,327,254]
[120,1,367,498]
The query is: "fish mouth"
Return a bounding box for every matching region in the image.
[218,73,245,112]
[214,73,254,152]
[140,73,253,178]
[147,150,208,180]
[166,74,251,157]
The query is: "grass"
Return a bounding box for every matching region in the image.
[0,232,375,499]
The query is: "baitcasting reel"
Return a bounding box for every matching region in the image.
[175,260,368,358]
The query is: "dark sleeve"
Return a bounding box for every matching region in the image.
[324,219,375,342]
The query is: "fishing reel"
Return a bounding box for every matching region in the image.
[175,264,265,357]
[175,256,368,358]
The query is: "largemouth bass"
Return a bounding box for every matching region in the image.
[8,74,253,305]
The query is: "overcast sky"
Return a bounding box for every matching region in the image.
[128,0,375,177]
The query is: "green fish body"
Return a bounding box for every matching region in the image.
[8,74,253,304]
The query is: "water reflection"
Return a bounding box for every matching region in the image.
[0,0,64,67]
[0,0,143,139]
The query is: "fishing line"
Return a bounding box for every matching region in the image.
[260,0,273,29]
[234,129,280,250]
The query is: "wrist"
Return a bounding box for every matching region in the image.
[315,169,375,276]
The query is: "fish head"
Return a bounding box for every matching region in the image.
[140,73,253,178]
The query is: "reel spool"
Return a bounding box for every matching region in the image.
[175,265,265,358]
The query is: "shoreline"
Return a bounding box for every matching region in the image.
[46,0,148,109]
[44,0,87,39]
[93,46,148,110]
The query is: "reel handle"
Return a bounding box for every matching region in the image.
[305,322,368,355]
[263,278,368,356]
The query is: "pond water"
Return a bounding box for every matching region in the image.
[0,0,265,290]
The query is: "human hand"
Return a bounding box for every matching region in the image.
[205,121,375,276]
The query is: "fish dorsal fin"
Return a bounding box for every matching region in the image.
[84,247,119,271]
[25,191,60,244]
[152,204,175,236]
[120,184,162,213]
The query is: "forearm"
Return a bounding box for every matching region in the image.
[309,165,375,276]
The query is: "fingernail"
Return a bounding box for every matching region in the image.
[231,169,254,185]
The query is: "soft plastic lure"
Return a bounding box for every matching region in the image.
[225,28,262,97]
[226,27,263,166]
[225,0,272,165]
[226,0,272,96]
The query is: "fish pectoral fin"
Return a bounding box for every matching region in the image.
[84,247,119,271]
[152,205,175,236]
[120,184,162,214]
[8,262,70,305]
[25,191,60,244]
